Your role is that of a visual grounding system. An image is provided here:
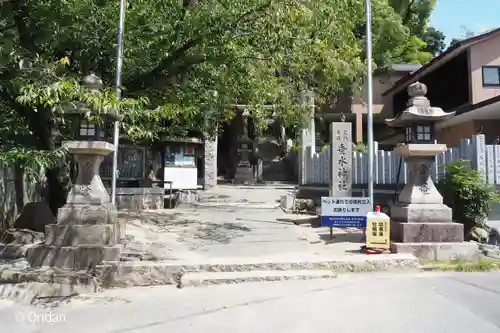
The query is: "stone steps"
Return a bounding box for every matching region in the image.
[98,253,419,288]
[180,269,338,287]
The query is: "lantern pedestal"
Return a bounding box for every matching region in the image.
[27,141,123,270]
[389,144,477,260]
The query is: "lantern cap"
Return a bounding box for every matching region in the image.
[385,81,455,128]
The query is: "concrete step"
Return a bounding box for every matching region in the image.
[193,202,279,209]
[97,253,419,288]
[181,269,337,287]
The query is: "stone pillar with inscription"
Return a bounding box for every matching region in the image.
[27,75,122,270]
[329,122,352,197]
[386,82,478,260]
[298,90,315,185]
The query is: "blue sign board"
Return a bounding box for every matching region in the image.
[320,197,372,228]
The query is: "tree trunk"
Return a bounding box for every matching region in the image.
[14,161,24,217]
[30,110,68,217]
[45,168,67,216]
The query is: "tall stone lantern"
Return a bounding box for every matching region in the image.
[27,74,123,270]
[386,82,477,260]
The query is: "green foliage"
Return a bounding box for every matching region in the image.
[437,160,500,242]
[388,0,445,60]
[353,142,368,153]
[0,0,424,168]
[420,27,446,56]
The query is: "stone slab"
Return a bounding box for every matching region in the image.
[63,140,115,155]
[57,203,117,225]
[109,187,164,211]
[390,242,479,261]
[181,269,338,287]
[0,244,32,259]
[233,166,255,185]
[27,245,122,270]
[391,221,464,243]
[97,253,419,288]
[45,224,119,246]
[390,203,452,223]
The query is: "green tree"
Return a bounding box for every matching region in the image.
[388,0,446,58]
[0,0,421,213]
[420,27,446,56]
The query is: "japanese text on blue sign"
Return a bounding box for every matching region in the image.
[320,197,372,228]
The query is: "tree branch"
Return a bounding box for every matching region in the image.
[124,1,273,90]
[8,0,39,54]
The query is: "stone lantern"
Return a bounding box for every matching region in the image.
[27,74,123,271]
[385,81,477,260]
[233,107,255,184]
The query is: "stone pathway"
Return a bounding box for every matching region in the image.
[120,185,366,262]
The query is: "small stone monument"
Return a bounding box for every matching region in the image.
[27,74,123,270]
[385,82,477,260]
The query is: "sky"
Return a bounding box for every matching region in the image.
[430,0,500,44]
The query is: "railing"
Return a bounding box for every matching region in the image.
[301,134,498,186]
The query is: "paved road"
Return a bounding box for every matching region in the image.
[3,271,500,333]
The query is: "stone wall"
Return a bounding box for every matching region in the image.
[204,138,218,187]
[112,188,164,211]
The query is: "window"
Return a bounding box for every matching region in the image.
[416,125,431,141]
[482,66,500,86]
[405,127,412,143]
[79,120,96,137]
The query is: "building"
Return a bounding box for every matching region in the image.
[320,63,422,145]
[381,27,500,146]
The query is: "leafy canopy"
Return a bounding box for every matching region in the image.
[0,0,422,168]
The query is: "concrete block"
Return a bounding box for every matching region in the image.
[45,224,118,246]
[26,244,122,270]
[391,203,452,223]
[390,242,479,261]
[280,192,295,211]
[27,245,75,269]
[57,203,117,225]
[73,245,122,270]
[0,244,30,259]
[391,221,464,243]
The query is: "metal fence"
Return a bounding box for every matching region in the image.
[301,134,497,186]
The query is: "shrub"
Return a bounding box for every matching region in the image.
[437,160,500,243]
[353,142,368,153]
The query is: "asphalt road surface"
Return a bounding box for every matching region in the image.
[3,271,500,333]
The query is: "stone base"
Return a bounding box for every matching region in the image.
[57,203,117,225]
[45,223,120,246]
[390,242,479,261]
[390,203,452,223]
[391,221,464,243]
[233,165,254,185]
[27,244,122,270]
[112,187,164,211]
[0,270,99,302]
[0,244,33,259]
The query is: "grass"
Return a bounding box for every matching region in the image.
[420,258,500,272]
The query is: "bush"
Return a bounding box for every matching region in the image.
[353,142,368,153]
[437,160,500,243]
